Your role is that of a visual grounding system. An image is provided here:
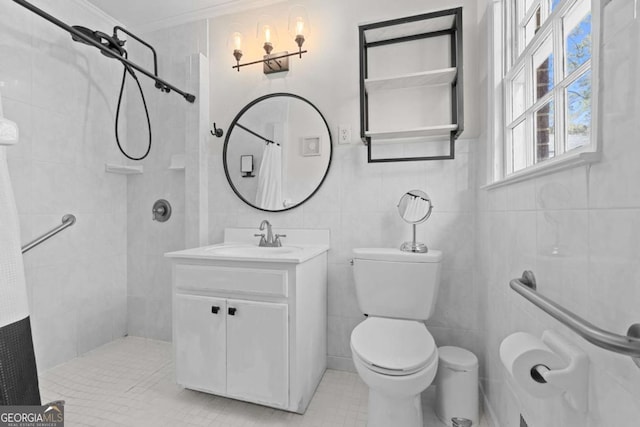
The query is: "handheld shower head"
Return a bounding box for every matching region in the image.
[70,25,95,45]
[71,25,126,58]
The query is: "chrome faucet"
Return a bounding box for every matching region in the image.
[255,220,286,247]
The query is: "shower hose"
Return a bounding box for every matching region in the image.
[114,54,152,161]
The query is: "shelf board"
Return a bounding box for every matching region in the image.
[365,68,456,92]
[105,163,143,175]
[365,124,457,140]
[363,15,456,43]
[169,154,186,170]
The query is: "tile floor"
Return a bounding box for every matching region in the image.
[39,337,490,427]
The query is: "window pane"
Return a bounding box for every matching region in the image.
[512,68,526,119]
[551,0,562,12]
[525,0,536,13]
[519,0,539,21]
[533,37,554,100]
[566,71,591,150]
[524,7,542,48]
[536,101,555,162]
[512,121,528,172]
[564,0,591,76]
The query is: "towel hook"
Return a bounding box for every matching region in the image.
[211,122,224,138]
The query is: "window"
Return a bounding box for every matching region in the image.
[502,0,595,178]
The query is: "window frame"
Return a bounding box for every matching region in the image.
[485,0,601,188]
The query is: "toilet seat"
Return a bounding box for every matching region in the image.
[351,317,437,376]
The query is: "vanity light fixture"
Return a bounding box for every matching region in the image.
[231,7,309,74]
[231,30,243,66]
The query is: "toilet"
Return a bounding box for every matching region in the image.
[350,248,442,427]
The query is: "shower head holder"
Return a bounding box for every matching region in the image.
[71,26,126,57]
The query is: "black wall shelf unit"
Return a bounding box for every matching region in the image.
[359,8,464,163]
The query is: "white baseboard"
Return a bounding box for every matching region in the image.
[327,355,356,373]
[480,382,500,427]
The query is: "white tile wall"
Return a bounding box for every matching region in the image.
[1,0,128,371]
[476,1,640,425]
[125,21,208,341]
[206,0,481,371]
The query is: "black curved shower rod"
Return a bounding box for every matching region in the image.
[10,0,196,103]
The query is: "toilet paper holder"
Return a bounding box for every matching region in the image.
[530,330,589,413]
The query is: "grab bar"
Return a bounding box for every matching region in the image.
[21,214,76,254]
[510,271,640,368]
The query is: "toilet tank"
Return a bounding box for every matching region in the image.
[352,248,442,320]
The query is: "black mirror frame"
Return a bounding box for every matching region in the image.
[222,93,333,212]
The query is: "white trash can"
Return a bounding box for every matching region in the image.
[435,346,479,427]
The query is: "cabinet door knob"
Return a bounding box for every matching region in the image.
[228,307,237,316]
[211,306,220,314]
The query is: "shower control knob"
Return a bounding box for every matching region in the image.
[152,199,172,222]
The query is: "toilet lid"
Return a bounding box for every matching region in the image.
[351,317,437,376]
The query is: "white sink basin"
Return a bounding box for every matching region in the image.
[165,228,330,264]
[206,245,301,257]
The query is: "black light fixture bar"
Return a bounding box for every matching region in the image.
[10,0,196,103]
[232,50,308,72]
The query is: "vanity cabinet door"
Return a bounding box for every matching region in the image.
[174,294,227,394]
[226,299,289,407]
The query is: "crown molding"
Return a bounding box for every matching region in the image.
[131,0,288,34]
[71,0,124,27]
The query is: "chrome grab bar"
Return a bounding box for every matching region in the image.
[21,214,76,254]
[510,271,640,368]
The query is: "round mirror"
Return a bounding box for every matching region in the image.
[397,190,433,224]
[397,190,433,253]
[223,93,333,212]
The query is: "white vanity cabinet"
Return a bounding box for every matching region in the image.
[174,294,289,406]
[166,228,329,414]
[173,294,227,395]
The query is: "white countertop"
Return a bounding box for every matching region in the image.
[165,228,330,264]
[165,243,329,264]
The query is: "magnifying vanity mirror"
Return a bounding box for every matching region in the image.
[398,190,433,253]
[223,93,333,212]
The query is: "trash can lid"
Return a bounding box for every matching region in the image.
[438,346,478,370]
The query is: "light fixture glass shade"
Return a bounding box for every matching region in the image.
[256,16,279,55]
[231,31,242,51]
[288,5,309,49]
[227,25,244,63]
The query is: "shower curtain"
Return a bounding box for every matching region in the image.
[0,91,41,405]
[255,143,283,210]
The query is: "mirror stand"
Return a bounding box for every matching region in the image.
[400,223,428,253]
[397,189,433,253]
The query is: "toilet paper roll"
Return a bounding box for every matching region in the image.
[500,332,565,398]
